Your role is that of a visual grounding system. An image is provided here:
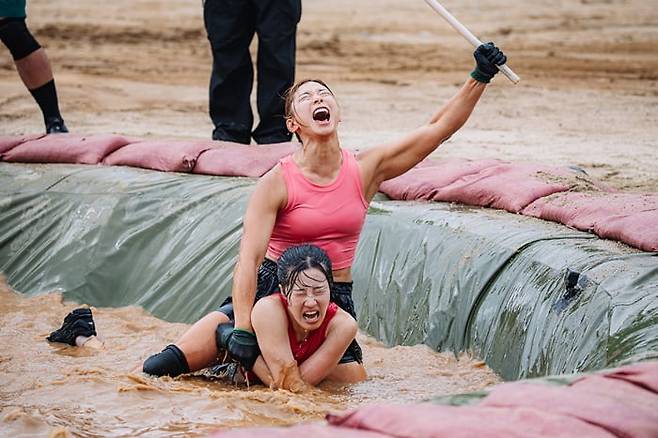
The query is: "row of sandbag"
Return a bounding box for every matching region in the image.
[0,133,296,177]
[1,133,656,251]
[216,360,658,437]
[380,158,658,252]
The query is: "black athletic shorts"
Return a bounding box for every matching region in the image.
[219,258,363,364]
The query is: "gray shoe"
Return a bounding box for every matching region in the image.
[45,117,69,134]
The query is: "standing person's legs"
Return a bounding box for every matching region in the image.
[252,0,300,144]
[204,0,256,144]
[0,17,68,133]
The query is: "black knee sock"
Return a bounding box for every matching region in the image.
[29,79,62,122]
[143,344,190,377]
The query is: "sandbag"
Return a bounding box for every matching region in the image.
[0,134,45,155]
[380,159,609,213]
[194,141,298,177]
[326,403,610,438]
[379,158,500,200]
[1,134,134,164]
[481,364,658,437]
[102,139,214,172]
[523,192,658,252]
[217,362,658,437]
[603,361,658,393]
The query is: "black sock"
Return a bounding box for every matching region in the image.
[29,79,62,122]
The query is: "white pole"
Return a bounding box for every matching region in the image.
[424,0,520,84]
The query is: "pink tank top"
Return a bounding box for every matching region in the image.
[267,148,369,269]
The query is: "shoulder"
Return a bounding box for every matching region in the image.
[252,294,287,324]
[326,307,358,338]
[259,163,286,188]
[251,164,287,210]
[253,294,284,314]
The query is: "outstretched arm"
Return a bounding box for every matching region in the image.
[358,43,507,200]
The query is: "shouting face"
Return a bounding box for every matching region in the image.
[285,266,331,333]
[286,81,341,141]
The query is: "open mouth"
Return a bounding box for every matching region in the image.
[312,107,330,122]
[303,310,320,323]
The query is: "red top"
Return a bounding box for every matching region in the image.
[266,148,369,269]
[277,293,339,365]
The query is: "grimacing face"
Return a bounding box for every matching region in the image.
[287,81,340,139]
[285,266,331,332]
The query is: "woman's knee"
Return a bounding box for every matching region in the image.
[327,362,367,384]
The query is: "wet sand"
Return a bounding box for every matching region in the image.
[0,279,499,436]
[1,0,657,190]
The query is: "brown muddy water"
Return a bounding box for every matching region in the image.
[0,278,500,437]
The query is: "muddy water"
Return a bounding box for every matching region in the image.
[0,279,500,437]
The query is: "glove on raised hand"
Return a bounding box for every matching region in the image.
[470,42,507,83]
[226,329,260,371]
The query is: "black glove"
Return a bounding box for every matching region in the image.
[226,329,260,371]
[470,42,507,83]
[215,321,234,350]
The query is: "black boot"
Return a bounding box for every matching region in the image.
[45,116,69,134]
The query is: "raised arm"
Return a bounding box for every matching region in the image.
[227,167,286,369]
[358,43,507,200]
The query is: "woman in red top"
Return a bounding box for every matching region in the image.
[143,43,507,386]
[239,244,357,388]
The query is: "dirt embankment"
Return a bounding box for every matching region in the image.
[1,0,657,191]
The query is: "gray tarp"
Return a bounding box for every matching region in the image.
[1,163,656,380]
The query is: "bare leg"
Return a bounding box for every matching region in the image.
[325,361,367,384]
[14,48,53,89]
[176,311,230,372]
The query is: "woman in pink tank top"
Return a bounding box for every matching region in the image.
[144,42,508,388]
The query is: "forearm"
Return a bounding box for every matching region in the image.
[251,356,274,387]
[429,77,486,130]
[231,258,259,332]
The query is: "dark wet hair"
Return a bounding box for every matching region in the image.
[277,244,333,298]
[283,79,334,142]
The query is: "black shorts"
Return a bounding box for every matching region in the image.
[219,258,363,364]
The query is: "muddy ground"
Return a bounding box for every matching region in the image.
[1,0,657,190]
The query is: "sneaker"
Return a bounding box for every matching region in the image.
[63,308,92,324]
[47,308,97,345]
[45,117,69,134]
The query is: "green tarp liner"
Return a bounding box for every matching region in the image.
[1,163,657,380]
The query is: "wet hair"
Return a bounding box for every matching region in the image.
[283,79,334,142]
[277,244,333,299]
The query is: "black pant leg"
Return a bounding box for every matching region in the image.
[252,0,301,144]
[204,0,256,144]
